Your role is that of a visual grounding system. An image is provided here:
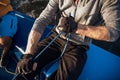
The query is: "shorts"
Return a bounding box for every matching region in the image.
[0,11,17,37]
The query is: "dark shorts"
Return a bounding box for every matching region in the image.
[22,31,89,80]
[35,31,88,80]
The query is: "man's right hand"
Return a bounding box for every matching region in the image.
[16,54,35,74]
[57,16,77,33]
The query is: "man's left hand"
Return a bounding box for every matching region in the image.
[57,16,77,33]
[67,16,77,33]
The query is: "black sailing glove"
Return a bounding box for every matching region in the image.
[16,54,34,74]
[57,16,77,33]
[67,16,77,33]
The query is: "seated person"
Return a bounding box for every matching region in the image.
[0,0,17,68]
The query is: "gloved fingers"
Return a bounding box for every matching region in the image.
[67,16,77,32]
[22,64,32,74]
[23,62,38,73]
[17,61,33,74]
[16,54,34,74]
[58,16,67,27]
[32,62,37,71]
[22,65,29,74]
[16,61,25,73]
[16,66,22,73]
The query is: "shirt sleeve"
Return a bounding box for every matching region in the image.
[31,0,59,34]
[101,0,120,42]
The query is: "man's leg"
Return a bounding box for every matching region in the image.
[15,33,62,80]
[54,44,88,80]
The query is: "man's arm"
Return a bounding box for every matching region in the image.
[25,0,59,55]
[25,30,41,55]
[76,23,119,42]
[76,25,111,41]
[76,0,120,42]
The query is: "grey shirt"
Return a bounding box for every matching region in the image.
[32,0,120,45]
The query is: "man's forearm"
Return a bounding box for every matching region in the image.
[76,24,110,41]
[25,30,41,55]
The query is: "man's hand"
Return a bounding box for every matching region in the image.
[57,16,77,33]
[16,54,35,74]
[67,16,77,32]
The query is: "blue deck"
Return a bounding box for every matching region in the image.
[0,11,120,80]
